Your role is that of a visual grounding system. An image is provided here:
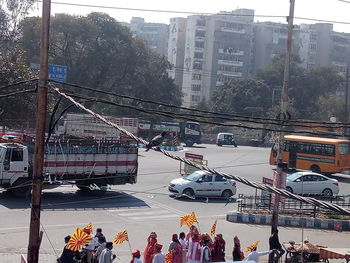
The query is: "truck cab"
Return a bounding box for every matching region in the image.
[180,122,202,147]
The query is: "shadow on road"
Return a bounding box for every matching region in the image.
[0,190,149,210]
[328,173,350,184]
[169,194,237,205]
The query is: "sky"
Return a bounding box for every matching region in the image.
[29,0,350,33]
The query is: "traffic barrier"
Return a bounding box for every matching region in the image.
[226,211,350,231]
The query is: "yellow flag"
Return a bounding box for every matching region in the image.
[180,212,198,227]
[113,230,129,244]
[67,228,93,251]
[210,220,217,236]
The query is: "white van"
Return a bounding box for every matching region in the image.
[216,133,237,147]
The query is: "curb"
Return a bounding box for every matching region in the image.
[138,144,183,151]
[226,211,350,231]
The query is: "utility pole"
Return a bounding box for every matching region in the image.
[27,0,51,262]
[345,67,349,123]
[271,0,295,234]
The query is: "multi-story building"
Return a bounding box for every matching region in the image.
[168,9,255,107]
[124,17,169,57]
[253,22,300,72]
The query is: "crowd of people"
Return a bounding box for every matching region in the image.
[58,226,285,263]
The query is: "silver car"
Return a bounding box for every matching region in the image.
[286,172,339,197]
[168,170,237,199]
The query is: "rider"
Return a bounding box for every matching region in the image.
[268,229,285,263]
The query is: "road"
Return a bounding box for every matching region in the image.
[0,144,349,262]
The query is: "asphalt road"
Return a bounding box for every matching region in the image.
[0,144,349,262]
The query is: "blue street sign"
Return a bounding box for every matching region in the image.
[48,64,68,82]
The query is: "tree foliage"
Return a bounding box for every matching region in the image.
[20,13,182,118]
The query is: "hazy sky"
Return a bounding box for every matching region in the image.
[29,0,350,33]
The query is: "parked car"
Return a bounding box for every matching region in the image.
[216,132,237,147]
[286,171,339,197]
[168,170,237,199]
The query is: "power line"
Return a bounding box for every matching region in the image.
[50,79,350,127]
[50,86,350,215]
[0,79,38,90]
[35,1,350,25]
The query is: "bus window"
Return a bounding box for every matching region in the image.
[339,143,350,155]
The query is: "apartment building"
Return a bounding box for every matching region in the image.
[124,17,169,57]
[168,9,255,107]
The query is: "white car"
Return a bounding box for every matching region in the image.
[168,170,237,199]
[286,172,339,197]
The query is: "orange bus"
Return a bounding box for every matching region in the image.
[269,135,350,174]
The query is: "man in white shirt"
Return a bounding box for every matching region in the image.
[99,242,116,263]
[153,243,165,263]
[246,242,275,263]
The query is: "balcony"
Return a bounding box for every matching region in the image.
[217,70,242,77]
[218,60,243,67]
[220,27,245,34]
[218,49,244,55]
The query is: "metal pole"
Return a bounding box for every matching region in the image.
[271,0,295,234]
[27,0,51,262]
[345,67,349,123]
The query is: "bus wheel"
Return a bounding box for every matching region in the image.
[310,165,321,173]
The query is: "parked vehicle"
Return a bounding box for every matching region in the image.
[0,136,138,197]
[168,170,236,199]
[139,120,202,147]
[269,135,350,174]
[286,171,339,196]
[216,133,237,147]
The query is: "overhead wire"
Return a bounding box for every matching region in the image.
[50,79,350,128]
[51,85,350,215]
[35,1,350,25]
[0,79,38,90]
[59,89,350,137]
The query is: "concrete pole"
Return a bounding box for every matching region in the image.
[345,67,349,123]
[271,0,295,234]
[27,0,51,262]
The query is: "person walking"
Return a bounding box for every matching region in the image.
[58,235,77,263]
[246,241,274,263]
[211,234,225,262]
[187,233,201,263]
[232,236,244,261]
[130,250,143,263]
[94,236,107,263]
[169,234,183,263]
[179,232,187,263]
[98,242,116,263]
[95,228,104,238]
[200,239,211,263]
[268,229,285,263]
[144,232,158,263]
[153,243,165,263]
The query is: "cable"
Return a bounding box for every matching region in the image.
[35,1,350,25]
[0,79,38,90]
[51,86,350,215]
[61,90,350,137]
[0,89,37,98]
[50,79,350,128]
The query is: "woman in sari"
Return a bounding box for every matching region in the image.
[144,232,158,263]
[169,234,183,263]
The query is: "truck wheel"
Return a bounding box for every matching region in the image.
[185,139,194,147]
[8,178,31,198]
[76,179,107,196]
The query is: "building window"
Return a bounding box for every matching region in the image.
[195,30,205,38]
[196,19,206,27]
[193,61,203,70]
[192,74,202,80]
[195,41,204,48]
[309,43,317,50]
[191,95,201,102]
[191,84,201,91]
[194,52,204,59]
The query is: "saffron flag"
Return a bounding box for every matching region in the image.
[246,241,260,252]
[210,220,217,236]
[83,223,93,234]
[180,212,198,227]
[67,228,93,251]
[113,230,129,244]
[165,250,173,263]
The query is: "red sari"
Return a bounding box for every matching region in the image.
[144,237,157,263]
[211,237,226,262]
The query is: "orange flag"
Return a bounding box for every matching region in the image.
[180,212,198,227]
[83,223,93,234]
[67,228,93,251]
[246,241,260,252]
[210,220,217,236]
[113,230,129,244]
[165,250,173,263]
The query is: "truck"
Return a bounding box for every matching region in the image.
[138,120,202,147]
[0,136,138,197]
[0,113,140,197]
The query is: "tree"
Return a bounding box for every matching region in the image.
[211,78,271,114]
[20,13,182,117]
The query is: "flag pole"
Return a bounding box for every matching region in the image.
[196,222,201,234]
[127,240,132,254]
